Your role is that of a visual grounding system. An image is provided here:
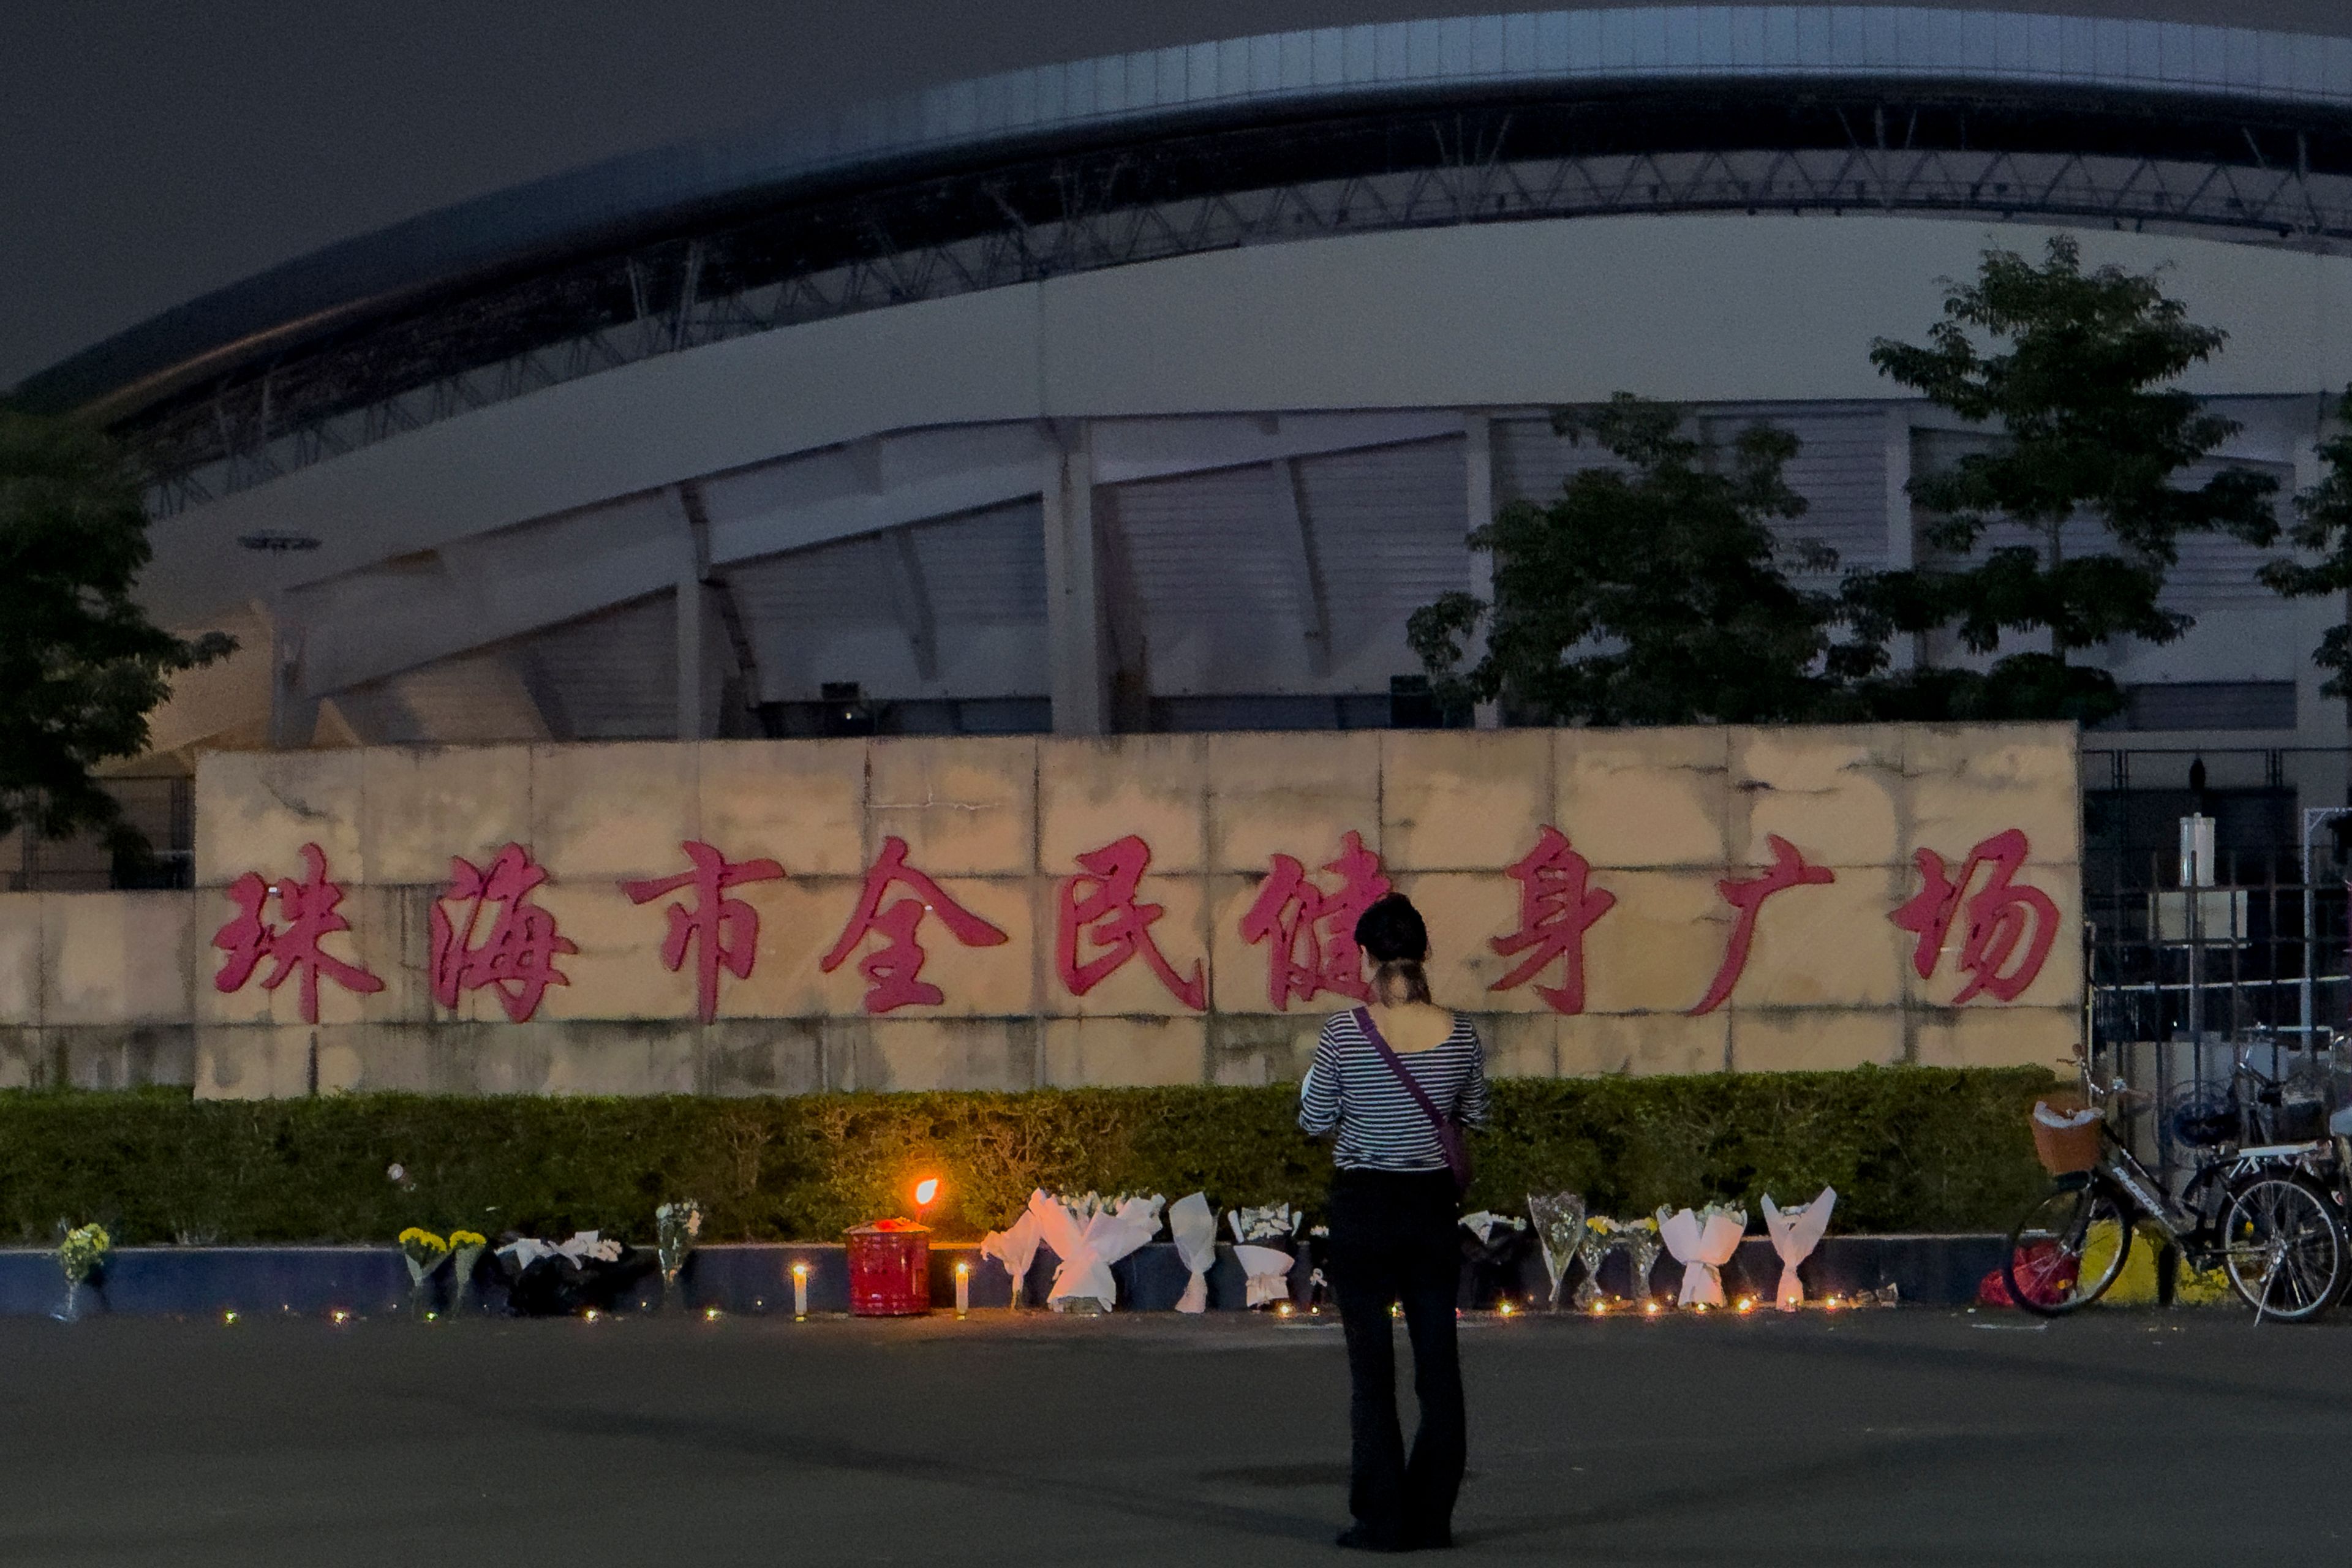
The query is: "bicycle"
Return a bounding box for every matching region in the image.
[2002,1055,2349,1322]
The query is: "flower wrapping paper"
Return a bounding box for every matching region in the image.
[1166,1193,1219,1313]
[979,1209,1046,1308]
[1527,1193,1587,1307]
[1028,1189,1165,1311]
[1761,1187,1838,1310]
[1232,1244,1298,1308]
[1656,1204,1748,1306]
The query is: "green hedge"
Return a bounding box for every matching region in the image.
[0,1066,2056,1246]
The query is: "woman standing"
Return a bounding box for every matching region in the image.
[1298,892,1491,1553]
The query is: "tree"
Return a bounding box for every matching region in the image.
[2260,387,2352,696]
[1854,235,2280,725]
[1409,394,1885,725]
[0,405,233,862]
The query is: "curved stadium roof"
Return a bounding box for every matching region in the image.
[32,4,2352,505]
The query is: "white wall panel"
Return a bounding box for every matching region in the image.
[148,216,2352,631]
[723,500,1048,703]
[1294,438,1469,680]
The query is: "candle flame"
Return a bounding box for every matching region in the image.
[956,1261,970,1276]
[914,1177,940,1207]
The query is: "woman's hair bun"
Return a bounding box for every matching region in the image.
[1353,892,1428,965]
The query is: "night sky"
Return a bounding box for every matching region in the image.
[4,0,2346,391]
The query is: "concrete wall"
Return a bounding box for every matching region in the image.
[0,724,2082,1097]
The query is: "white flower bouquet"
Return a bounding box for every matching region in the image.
[1656,1202,1749,1307]
[1166,1193,1218,1313]
[1228,1204,1305,1308]
[1031,1190,1166,1313]
[1760,1188,1838,1310]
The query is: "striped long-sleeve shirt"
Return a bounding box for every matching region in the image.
[1297,1009,1491,1172]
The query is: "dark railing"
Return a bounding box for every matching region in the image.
[2081,745,2352,1186]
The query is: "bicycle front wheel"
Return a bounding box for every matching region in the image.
[2004,1180,2134,1317]
[2220,1175,2346,1323]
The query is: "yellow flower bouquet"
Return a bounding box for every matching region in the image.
[447,1230,488,1315]
[53,1222,111,1322]
[398,1228,451,1319]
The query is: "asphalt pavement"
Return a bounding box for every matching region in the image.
[2,1304,2346,1566]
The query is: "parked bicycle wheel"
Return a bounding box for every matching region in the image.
[2218,1174,2347,1322]
[2003,1180,2134,1316]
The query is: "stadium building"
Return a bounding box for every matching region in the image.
[14,3,2352,889]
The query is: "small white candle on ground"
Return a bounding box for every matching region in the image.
[956,1261,970,1317]
[793,1262,810,1319]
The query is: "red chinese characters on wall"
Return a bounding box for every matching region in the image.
[1689,834,1836,1017]
[1239,830,1392,1009]
[623,840,786,1023]
[1489,826,1617,1016]
[820,835,1009,1013]
[211,842,385,1025]
[1891,827,2059,1003]
[429,843,578,1023]
[1057,835,1207,1011]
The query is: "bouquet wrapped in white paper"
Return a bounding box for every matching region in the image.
[1760,1188,1838,1310]
[1232,1245,1297,1308]
[979,1208,1046,1309]
[1227,1204,1303,1309]
[1656,1203,1748,1307]
[1029,1190,1166,1313]
[1166,1193,1218,1313]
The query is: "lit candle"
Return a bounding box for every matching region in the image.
[793,1261,810,1320]
[955,1261,970,1318]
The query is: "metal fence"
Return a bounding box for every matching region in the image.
[2082,746,2352,1185]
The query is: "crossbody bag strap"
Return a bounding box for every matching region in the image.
[1352,1006,1469,1190]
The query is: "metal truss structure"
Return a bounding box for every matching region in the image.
[125,87,2352,515]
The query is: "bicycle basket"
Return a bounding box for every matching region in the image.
[2169,1086,2238,1149]
[2269,1093,2329,1144]
[2030,1101,2103,1175]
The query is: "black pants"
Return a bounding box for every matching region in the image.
[1328,1168,1466,1546]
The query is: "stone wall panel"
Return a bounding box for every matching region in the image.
[18,725,2082,1095]
[361,745,532,886]
[866,736,1036,875]
[195,751,366,888]
[1728,1008,1905,1072]
[698,739,866,876]
[1730,725,1905,868]
[1039,734,1210,875]
[1379,729,1550,872]
[1555,728,1729,870]
[1044,1015,1208,1087]
[530,742,700,881]
[1206,732,1381,875]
